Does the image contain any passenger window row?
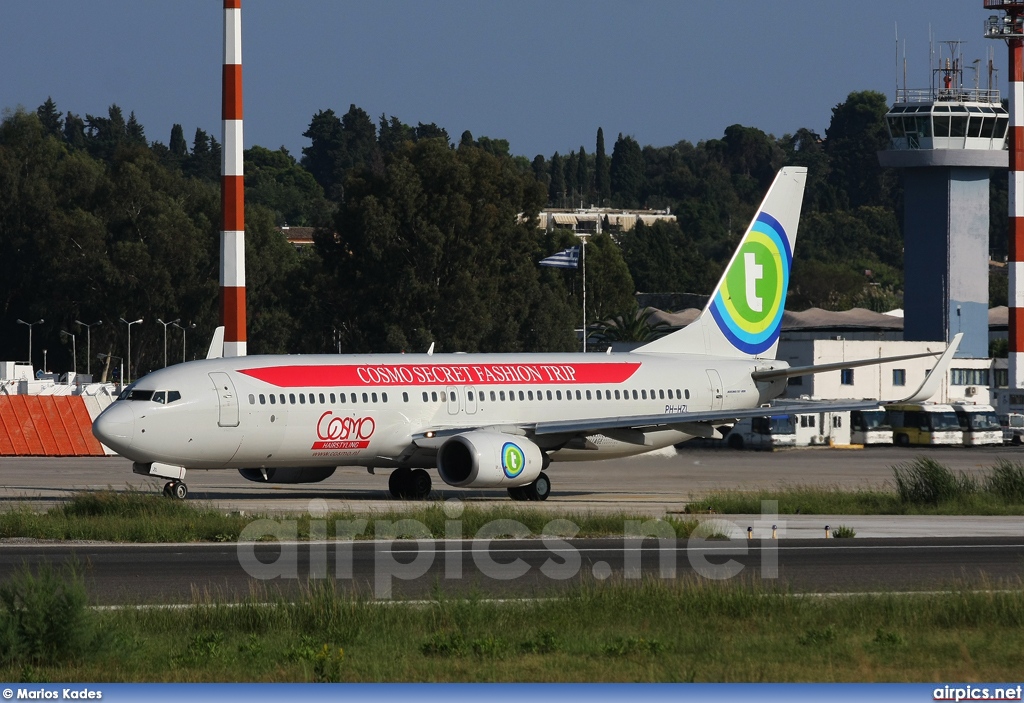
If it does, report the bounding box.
[249,387,691,406]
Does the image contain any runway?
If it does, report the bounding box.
[0,537,1021,603]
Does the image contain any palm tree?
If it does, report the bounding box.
[589,303,673,345]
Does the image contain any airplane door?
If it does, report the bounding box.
[209,372,240,427]
[446,386,459,415]
[466,386,478,415]
[706,370,724,411]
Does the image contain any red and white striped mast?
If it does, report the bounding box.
[221,0,246,356]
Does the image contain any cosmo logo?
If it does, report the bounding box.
[312,412,375,451]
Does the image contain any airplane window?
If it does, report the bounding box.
[350,393,357,404]
[629,390,636,400]
[403,392,409,402]
[247,394,254,405]
[519,391,525,401]
[153,391,166,404]
[168,391,181,403]
[556,390,562,400]
[279,394,285,404]
[258,394,266,405]
[490,391,496,401]
[449,391,456,402]
[641,390,647,400]
[528,391,534,401]
[649,389,655,399]
[362,393,368,403]
[576,390,582,400]
[499,391,505,401]
[546,391,552,400]
[432,392,438,402]
[468,391,474,401]
[269,394,276,405]
[684,389,689,399]
[319,393,326,404]
[614,390,620,400]
[330,393,336,403]
[508,392,514,402]
[289,394,296,404]
[659,390,665,400]
[586,390,591,400]
[372,392,379,403]
[126,389,153,402]
[422,392,428,402]
[299,394,306,405]
[596,390,602,400]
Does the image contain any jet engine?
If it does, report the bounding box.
[436,431,543,488]
[238,467,337,484]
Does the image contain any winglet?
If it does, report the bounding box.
[206,326,225,360]
[899,333,962,403]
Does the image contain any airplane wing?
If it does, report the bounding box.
[530,333,963,441]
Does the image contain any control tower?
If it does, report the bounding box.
[878,41,1008,359]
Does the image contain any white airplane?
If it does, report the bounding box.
[93,167,961,501]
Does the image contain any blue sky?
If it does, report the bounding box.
[1,1,999,159]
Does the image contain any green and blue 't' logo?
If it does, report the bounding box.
[501,442,525,479]
[709,212,791,354]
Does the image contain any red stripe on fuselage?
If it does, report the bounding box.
[239,362,642,387]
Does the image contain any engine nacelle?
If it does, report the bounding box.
[436,431,543,488]
[237,467,337,484]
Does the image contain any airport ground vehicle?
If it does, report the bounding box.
[951,403,1002,446]
[723,414,797,450]
[850,407,891,445]
[885,403,963,447]
[1001,412,1024,445]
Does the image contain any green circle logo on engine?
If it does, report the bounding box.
[501,442,525,479]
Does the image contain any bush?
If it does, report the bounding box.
[832,525,856,538]
[987,460,1024,503]
[892,458,977,505]
[0,563,94,664]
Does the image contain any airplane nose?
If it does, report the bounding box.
[93,402,135,452]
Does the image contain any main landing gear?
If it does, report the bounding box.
[507,472,551,501]
[388,467,432,500]
[162,480,188,500]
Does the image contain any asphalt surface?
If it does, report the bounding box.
[1,537,1021,603]
[2,444,1023,516]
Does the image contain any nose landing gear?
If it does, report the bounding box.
[162,481,188,500]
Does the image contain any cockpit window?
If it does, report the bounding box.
[152,391,166,404]
[168,391,181,403]
[125,389,154,402]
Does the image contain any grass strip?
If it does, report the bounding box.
[687,457,1024,515]
[0,491,698,542]
[2,566,1023,682]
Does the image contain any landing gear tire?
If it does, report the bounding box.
[388,468,431,500]
[523,472,551,501]
[388,468,412,498]
[507,486,528,501]
[164,481,188,500]
[408,469,432,499]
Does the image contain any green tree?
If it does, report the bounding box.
[36,98,62,138]
[825,90,891,209]
[595,127,610,205]
[244,145,332,227]
[610,133,645,208]
[548,152,566,206]
[583,232,635,322]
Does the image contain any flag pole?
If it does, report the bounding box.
[581,235,587,353]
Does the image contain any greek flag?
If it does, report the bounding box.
[539,246,580,269]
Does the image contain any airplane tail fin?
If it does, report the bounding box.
[634,166,807,358]
[206,326,225,360]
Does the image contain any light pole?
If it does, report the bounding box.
[43,349,47,374]
[60,330,76,376]
[98,353,124,387]
[15,318,44,370]
[170,321,196,363]
[119,318,143,382]
[157,318,180,368]
[75,320,102,377]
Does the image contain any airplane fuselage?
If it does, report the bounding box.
[95,351,781,471]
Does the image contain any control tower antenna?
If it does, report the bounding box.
[985,1,1024,389]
